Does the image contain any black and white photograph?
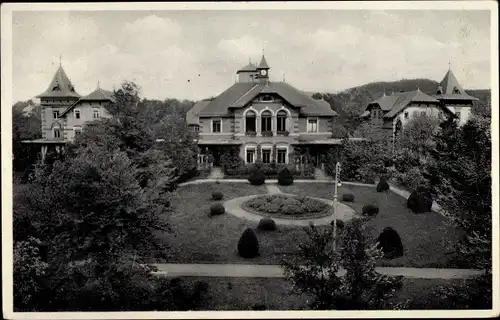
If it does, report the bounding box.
[2,1,498,318]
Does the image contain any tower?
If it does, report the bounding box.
[256,54,270,82]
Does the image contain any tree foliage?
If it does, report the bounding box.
[282,220,402,310]
[424,116,492,272]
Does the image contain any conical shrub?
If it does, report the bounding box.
[277,167,294,186]
[377,227,404,259]
[407,187,433,213]
[237,228,259,258]
[376,178,390,192]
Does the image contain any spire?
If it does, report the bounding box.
[258,54,270,69]
[283,72,285,82]
[36,64,80,98]
[59,54,62,66]
[97,80,100,89]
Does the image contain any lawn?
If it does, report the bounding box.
[156,183,313,264]
[168,276,464,310]
[280,183,465,268]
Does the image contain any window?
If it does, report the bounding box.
[53,128,61,139]
[277,148,287,164]
[438,111,443,120]
[404,111,409,119]
[74,127,82,136]
[261,94,274,102]
[93,108,100,119]
[277,110,287,132]
[262,149,271,164]
[246,148,256,163]
[420,111,426,116]
[212,119,222,133]
[307,118,318,132]
[452,87,460,94]
[261,110,272,132]
[194,126,200,133]
[245,110,256,133]
[52,110,59,119]
[74,109,81,119]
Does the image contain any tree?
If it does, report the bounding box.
[391,113,440,190]
[12,108,42,177]
[311,92,323,100]
[281,220,402,310]
[424,116,492,272]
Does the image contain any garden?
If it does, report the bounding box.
[156,178,465,268]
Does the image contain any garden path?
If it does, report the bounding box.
[265,184,282,194]
[207,167,224,179]
[314,168,330,180]
[152,263,485,279]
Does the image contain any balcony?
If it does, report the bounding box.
[262,131,273,137]
[245,131,257,137]
[277,130,290,136]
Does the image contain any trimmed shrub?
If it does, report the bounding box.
[277,167,294,186]
[257,217,277,231]
[376,178,390,192]
[342,193,354,202]
[407,187,433,213]
[330,219,345,229]
[248,168,266,186]
[377,227,404,259]
[212,191,223,200]
[362,204,379,217]
[237,228,259,258]
[209,202,225,215]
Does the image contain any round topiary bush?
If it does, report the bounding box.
[342,193,354,202]
[330,219,345,229]
[237,228,259,258]
[212,191,223,200]
[362,204,379,217]
[277,167,294,186]
[257,217,277,231]
[376,178,390,192]
[248,168,266,186]
[209,202,225,215]
[377,227,404,259]
[407,187,433,213]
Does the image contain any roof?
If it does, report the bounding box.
[435,69,479,101]
[258,55,270,69]
[199,81,337,117]
[367,90,440,119]
[36,65,81,98]
[236,62,257,74]
[383,90,440,118]
[60,87,115,117]
[186,100,211,125]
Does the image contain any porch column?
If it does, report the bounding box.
[272,115,277,135]
[256,116,261,136]
[41,145,48,161]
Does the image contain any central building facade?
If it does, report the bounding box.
[186,55,340,167]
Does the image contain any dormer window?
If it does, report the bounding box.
[53,110,59,119]
[261,95,274,102]
[52,81,61,91]
[452,87,460,94]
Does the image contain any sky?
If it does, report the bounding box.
[11,8,492,102]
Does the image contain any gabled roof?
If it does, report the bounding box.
[258,55,270,69]
[383,90,440,118]
[434,69,479,101]
[60,87,115,117]
[366,90,440,119]
[186,100,211,125]
[237,62,257,74]
[199,81,336,117]
[36,65,81,99]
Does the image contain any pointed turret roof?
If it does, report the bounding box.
[258,55,270,69]
[36,65,81,98]
[434,69,479,101]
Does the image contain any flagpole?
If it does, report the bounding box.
[333,162,340,252]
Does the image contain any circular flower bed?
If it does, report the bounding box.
[242,194,331,220]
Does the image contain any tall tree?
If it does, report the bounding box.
[282,220,402,310]
[425,116,492,272]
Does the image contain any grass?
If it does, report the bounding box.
[280,183,465,268]
[168,276,464,310]
[156,183,312,264]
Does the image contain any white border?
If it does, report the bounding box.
[2,2,498,319]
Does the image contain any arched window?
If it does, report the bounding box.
[277,110,287,133]
[245,110,256,134]
[261,110,272,132]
